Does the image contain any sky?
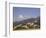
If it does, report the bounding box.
[13,7,40,22]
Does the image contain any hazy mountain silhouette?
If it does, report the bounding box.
[13,16,40,26]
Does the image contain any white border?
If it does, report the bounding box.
[7,3,46,37]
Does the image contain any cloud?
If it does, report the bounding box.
[15,15,25,21]
[15,15,31,21]
[18,15,24,18]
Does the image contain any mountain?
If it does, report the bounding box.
[13,16,40,26]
